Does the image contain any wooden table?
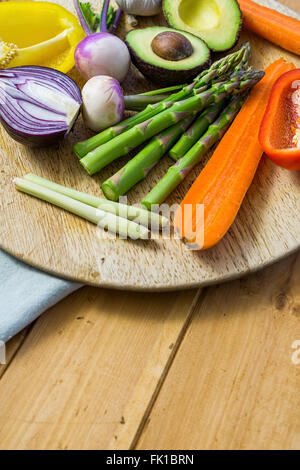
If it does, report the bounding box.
[0,0,299,450]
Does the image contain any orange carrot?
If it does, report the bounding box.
[238,0,300,56]
[174,59,295,250]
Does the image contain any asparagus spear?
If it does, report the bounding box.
[15,178,149,240]
[142,94,247,210]
[73,99,176,159]
[234,41,251,73]
[23,174,168,229]
[194,42,250,86]
[124,94,171,112]
[123,44,250,112]
[124,71,237,112]
[80,70,264,176]
[75,83,207,160]
[74,43,251,159]
[169,100,227,162]
[132,42,251,102]
[102,115,196,202]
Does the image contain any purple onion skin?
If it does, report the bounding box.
[0,120,68,148]
[0,66,82,148]
[114,80,125,121]
[75,33,131,82]
[107,76,124,121]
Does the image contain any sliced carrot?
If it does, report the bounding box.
[238,0,300,56]
[174,59,295,250]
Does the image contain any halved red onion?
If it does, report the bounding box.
[0,66,82,147]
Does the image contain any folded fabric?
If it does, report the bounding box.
[0,250,81,343]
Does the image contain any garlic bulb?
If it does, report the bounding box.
[116,0,162,16]
[127,14,138,27]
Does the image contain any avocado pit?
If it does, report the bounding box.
[151,31,193,61]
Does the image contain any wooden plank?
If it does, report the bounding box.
[0,0,299,290]
[0,287,200,450]
[0,329,30,379]
[136,251,300,450]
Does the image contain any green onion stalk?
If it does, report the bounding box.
[140,84,185,96]
[124,94,171,112]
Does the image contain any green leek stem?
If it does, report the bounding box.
[15,177,150,239]
[23,174,168,230]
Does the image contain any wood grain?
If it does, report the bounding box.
[0,0,299,290]
[136,251,300,450]
[0,287,200,449]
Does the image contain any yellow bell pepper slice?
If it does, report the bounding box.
[0,1,85,73]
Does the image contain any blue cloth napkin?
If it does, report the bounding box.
[0,250,81,343]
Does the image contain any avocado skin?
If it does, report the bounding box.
[126,39,211,86]
[163,0,243,53]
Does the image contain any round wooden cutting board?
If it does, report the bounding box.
[0,0,300,291]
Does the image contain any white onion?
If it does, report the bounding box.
[116,0,162,16]
[82,76,125,132]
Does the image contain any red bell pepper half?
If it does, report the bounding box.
[259,68,300,171]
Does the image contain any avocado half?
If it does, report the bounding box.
[163,0,242,52]
[126,27,211,86]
